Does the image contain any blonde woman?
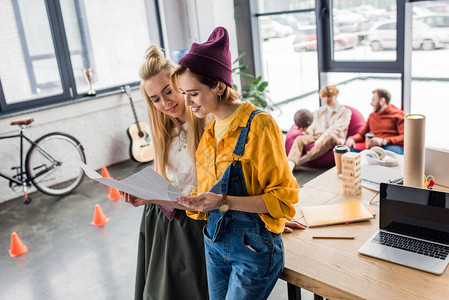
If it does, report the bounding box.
[120,45,208,300]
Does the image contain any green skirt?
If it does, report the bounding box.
[135,204,208,300]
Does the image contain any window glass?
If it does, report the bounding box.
[325,72,402,119]
[60,0,151,93]
[275,94,320,132]
[60,0,89,93]
[275,72,402,133]
[0,0,63,104]
[332,0,397,61]
[259,12,318,107]
[256,0,314,13]
[411,1,449,149]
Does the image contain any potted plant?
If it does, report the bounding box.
[232,53,275,111]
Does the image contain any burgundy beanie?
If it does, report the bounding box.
[179,27,233,87]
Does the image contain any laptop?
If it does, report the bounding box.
[358,183,449,275]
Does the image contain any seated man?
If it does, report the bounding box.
[345,88,404,154]
[288,86,352,171]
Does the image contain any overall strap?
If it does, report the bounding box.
[232,109,264,157]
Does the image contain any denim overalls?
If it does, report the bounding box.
[204,110,284,300]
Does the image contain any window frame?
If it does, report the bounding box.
[317,0,406,73]
[0,0,163,116]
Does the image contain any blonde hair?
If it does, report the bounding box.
[319,85,339,98]
[139,45,205,180]
[170,65,239,104]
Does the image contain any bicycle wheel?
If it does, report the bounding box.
[25,132,86,196]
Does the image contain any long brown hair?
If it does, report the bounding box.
[139,45,205,180]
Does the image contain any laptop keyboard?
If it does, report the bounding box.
[372,231,449,260]
[387,222,449,243]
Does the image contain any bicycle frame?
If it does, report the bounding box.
[0,127,39,186]
[2,124,85,205]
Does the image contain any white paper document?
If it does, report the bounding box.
[80,162,184,201]
[361,164,403,191]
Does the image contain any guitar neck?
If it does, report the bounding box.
[128,94,143,134]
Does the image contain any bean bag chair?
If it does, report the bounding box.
[285,106,365,169]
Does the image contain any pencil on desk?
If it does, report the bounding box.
[312,236,355,239]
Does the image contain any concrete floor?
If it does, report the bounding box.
[0,160,326,300]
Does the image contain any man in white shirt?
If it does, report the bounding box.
[288,86,352,170]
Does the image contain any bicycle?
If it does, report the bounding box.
[0,118,86,204]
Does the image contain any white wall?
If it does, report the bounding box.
[0,89,147,203]
[0,0,237,203]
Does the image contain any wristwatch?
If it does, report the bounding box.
[382,139,388,146]
[219,194,229,213]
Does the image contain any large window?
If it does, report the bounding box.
[254,1,319,130]
[411,0,449,149]
[257,0,315,13]
[332,2,397,61]
[259,12,318,103]
[0,0,160,114]
[1,0,63,104]
[252,0,448,150]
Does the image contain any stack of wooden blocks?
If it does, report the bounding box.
[341,152,362,195]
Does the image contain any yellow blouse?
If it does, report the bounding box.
[214,103,243,146]
[188,101,299,233]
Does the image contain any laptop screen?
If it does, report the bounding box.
[380,183,449,245]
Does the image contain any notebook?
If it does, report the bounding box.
[361,164,403,191]
[358,183,449,275]
[301,201,374,227]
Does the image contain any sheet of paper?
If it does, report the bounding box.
[80,162,184,201]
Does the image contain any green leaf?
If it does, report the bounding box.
[240,73,254,78]
[232,64,247,72]
[255,76,263,85]
[257,95,267,107]
[233,52,246,64]
[258,81,268,92]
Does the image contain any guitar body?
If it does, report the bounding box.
[127,122,154,163]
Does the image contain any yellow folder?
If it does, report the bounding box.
[301,201,374,227]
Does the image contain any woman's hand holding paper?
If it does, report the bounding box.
[120,191,146,207]
[120,190,190,210]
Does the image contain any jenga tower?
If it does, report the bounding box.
[341,152,362,195]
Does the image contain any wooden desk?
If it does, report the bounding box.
[282,163,449,300]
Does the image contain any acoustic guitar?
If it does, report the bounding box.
[124,85,154,163]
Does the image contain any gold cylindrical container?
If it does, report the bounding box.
[403,114,426,188]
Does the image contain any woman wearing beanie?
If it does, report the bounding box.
[172,27,300,300]
[120,45,208,300]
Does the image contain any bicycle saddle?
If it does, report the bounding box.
[10,118,34,126]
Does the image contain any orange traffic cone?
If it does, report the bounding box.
[107,187,122,200]
[101,166,113,179]
[90,204,110,226]
[9,232,28,257]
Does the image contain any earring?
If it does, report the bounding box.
[218,94,222,102]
